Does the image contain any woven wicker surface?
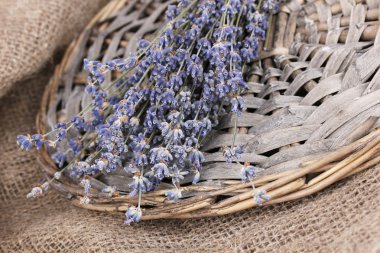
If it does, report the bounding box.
[1,77,380,251]
[1,0,380,252]
[36,0,380,220]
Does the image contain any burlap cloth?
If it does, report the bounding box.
[1,1,380,252]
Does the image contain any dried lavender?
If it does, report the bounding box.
[18,0,279,223]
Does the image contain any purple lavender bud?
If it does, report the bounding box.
[83,58,90,71]
[234,144,244,159]
[31,134,44,150]
[128,176,152,197]
[188,148,205,169]
[27,187,43,199]
[167,111,181,124]
[102,186,116,194]
[172,128,184,144]
[129,117,140,129]
[130,133,148,152]
[192,170,201,184]
[254,189,270,206]
[41,182,49,192]
[138,39,150,49]
[159,122,172,138]
[170,145,187,160]
[69,138,82,154]
[223,147,235,163]
[152,162,170,180]
[81,179,91,195]
[17,135,33,151]
[56,129,67,142]
[171,165,189,185]
[150,147,173,164]
[185,136,198,146]
[52,152,66,168]
[125,206,142,225]
[71,161,90,178]
[85,83,97,95]
[133,153,148,167]
[231,96,245,115]
[165,189,182,203]
[71,116,86,130]
[200,118,212,137]
[241,164,256,182]
[54,171,62,180]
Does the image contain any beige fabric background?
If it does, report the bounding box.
[0,1,380,252]
[0,0,109,97]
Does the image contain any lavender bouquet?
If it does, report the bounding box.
[18,0,279,224]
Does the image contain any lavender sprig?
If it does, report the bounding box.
[19,0,279,224]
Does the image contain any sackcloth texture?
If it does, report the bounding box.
[1,1,380,252]
[0,0,108,97]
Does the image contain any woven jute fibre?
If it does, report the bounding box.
[0,0,108,97]
[1,1,380,253]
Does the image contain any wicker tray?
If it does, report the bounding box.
[36,0,380,220]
